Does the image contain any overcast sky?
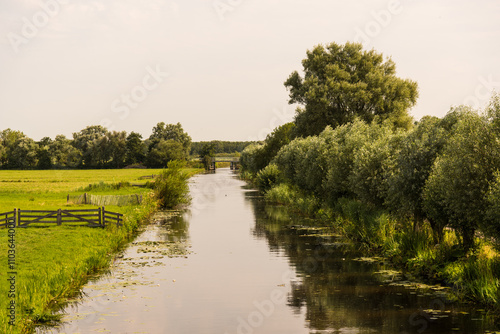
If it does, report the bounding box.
[1,0,499,142]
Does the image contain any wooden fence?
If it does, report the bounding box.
[0,208,123,228]
[67,193,143,206]
[0,210,16,228]
[139,174,158,180]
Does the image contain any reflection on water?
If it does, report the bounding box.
[247,195,498,334]
[39,169,498,334]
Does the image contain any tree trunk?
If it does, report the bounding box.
[461,227,476,255]
[428,218,444,245]
[413,210,424,232]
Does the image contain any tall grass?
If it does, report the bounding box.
[78,181,132,192]
[333,198,395,248]
[263,181,500,306]
[265,183,321,216]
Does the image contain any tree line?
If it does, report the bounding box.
[0,122,192,169]
[241,41,500,255]
[190,141,253,156]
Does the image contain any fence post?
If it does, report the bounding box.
[17,209,21,227]
[57,209,62,226]
[84,193,87,205]
[14,208,17,227]
[98,207,103,227]
[102,206,105,227]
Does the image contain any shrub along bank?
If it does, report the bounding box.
[241,97,500,307]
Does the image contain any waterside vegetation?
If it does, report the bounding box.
[240,41,500,308]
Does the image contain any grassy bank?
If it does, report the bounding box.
[0,168,201,333]
[264,183,500,308]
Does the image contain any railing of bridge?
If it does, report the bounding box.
[211,157,240,163]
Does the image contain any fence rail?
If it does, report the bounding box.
[0,210,16,227]
[103,210,123,227]
[0,208,123,228]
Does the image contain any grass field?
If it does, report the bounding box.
[0,168,201,333]
[0,169,169,213]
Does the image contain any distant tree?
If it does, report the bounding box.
[50,135,81,168]
[72,125,110,167]
[149,122,191,158]
[125,132,146,165]
[0,129,24,168]
[190,141,254,155]
[146,139,186,168]
[38,137,52,147]
[0,129,38,169]
[10,137,39,169]
[37,137,53,169]
[199,142,215,170]
[0,141,5,168]
[285,42,418,137]
[106,131,128,168]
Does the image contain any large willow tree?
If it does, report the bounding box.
[285,42,419,137]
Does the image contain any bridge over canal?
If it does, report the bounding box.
[208,157,240,171]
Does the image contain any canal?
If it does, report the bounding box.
[41,168,497,333]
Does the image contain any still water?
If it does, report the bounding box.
[41,169,497,333]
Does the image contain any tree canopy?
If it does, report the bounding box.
[285,42,418,137]
[0,122,192,170]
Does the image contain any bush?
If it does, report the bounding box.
[240,143,266,175]
[154,160,191,209]
[255,164,282,192]
[264,183,294,205]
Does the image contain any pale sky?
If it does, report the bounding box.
[1,0,499,141]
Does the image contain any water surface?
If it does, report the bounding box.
[40,169,497,333]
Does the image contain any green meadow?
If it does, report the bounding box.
[0,169,165,212]
[0,168,200,333]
